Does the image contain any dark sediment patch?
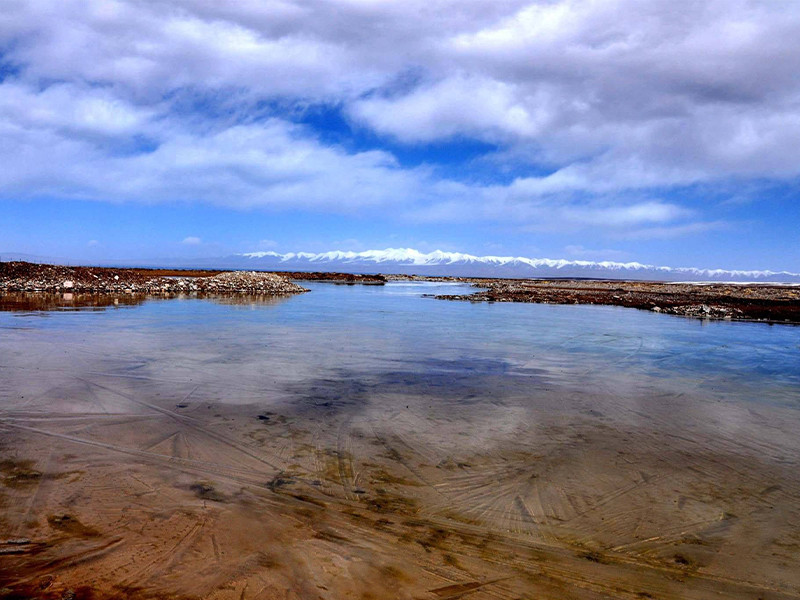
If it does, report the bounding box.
[281,360,546,418]
[0,459,43,488]
[189,482,227,502]
[46,515,100,538]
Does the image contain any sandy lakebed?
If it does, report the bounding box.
[0,276,799,599]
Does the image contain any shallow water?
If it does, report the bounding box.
[1,282,799,599]
[2,282,798,407]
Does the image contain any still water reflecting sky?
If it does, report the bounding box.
[1,282,799,411]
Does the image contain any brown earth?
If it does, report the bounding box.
[436,279,800,323]
[122,268,385,284]
[0,262,385,294]
[0,262,307,295]
[271,272,386,284]
[127,269,387,284]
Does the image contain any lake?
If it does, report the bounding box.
[1,282,799,599]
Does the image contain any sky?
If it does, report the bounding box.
[1,0,799,270]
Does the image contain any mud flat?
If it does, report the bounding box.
[436,279,800,323]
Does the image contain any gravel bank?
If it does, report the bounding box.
[0,262,308,295]
[436,278,800,323]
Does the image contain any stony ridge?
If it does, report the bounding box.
[436,279,800,323]
[0,262,308,295]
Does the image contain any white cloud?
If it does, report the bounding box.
[350,75,551,143]
[0,82,155,138]
[181,236,201,245]
[350,0,800,186]
[1,0,798,235]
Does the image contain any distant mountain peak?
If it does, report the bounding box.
[235,248,800,283]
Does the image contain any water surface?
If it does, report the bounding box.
[1,282,799,599]
[3,281,798,405]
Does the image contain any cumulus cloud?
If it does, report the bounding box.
[1,0,798,236]
[351,75,550,143]
[351,0,800,185]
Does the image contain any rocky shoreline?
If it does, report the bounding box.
[435,278,800,323]
[0,262,308,295]
[274,271,386,284]
[4,261,799,323]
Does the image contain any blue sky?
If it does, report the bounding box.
[1,0,799,271]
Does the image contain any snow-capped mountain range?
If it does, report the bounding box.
[228,248,800,283]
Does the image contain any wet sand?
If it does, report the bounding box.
[1,288,799,599]
[2,369,799,598]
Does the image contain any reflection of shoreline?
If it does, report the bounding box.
[199,293,295,308]
[0,292,298,312]
[0,292,150,311]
